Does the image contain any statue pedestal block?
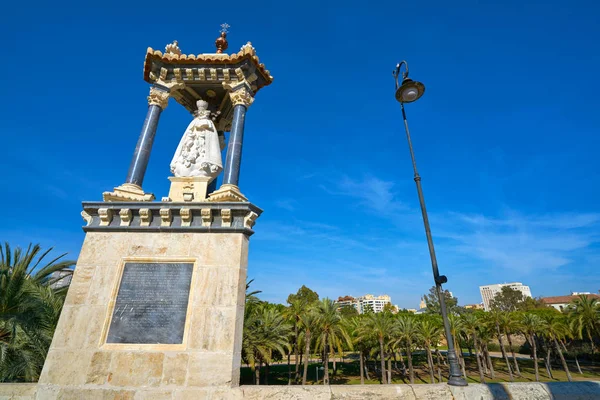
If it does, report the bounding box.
[36,202,261,399]
[168,176,212,202]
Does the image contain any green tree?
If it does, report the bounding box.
[298,307,318,385]
[423,286,458,315]
[314,298,352,385]
[490,286,526,312]
[393,315,418,384]
[542,314,572,382]
[520,296,549,311]
[356,312,394,384]
[568,295,600,354]
[0,243,74,382]
[339,305,359,318]
[242,303,292,385]
[461,313,486,382]
[521,313,545,382]
[416,316,443,384]
[501,312,522,377]
[285,285,319,383]
[487,311,514,382]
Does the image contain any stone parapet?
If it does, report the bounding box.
[3,382,600,400]
[81,202,261,235]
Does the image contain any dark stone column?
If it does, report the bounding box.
[125,88,167,187]
[222,104,247,186]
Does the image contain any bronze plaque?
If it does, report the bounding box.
[106,262,193,344]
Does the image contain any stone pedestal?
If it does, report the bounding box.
[36,202,261,399]
[168,176,212,202]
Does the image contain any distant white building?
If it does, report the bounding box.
[336,294,392,314]
[479,282,532,311]
[542,292,600,312]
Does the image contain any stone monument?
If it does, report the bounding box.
[36,27,272,399]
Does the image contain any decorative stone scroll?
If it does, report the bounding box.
[147,87,170,109]
[228,87,254,107]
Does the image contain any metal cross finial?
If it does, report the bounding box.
[220,23,230,34]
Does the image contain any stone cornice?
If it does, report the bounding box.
[81,202,262,235]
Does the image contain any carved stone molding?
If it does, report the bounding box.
[98,208,113,226]
[119,209,132,226]
[139,208,152,227]
[201,208,212,227]
[228,87,254,108]
[103,183,155,202]
[207,184,248,203]
[244,212,258,229]
[147,87,170,109]
[160,208,172,226]
[81,202,262,235]
[180,208,192,226]
[221,209,232,227]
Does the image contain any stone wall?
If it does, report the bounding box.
[2,382,600,400]
[36,231,249,398]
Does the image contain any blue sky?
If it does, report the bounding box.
[1,0,599,308]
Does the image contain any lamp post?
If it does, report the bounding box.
[393,60,467,387]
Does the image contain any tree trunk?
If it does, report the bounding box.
[255,362,261,385]
[406,343,415,384]
[544,342,554,379]
[323,350,329,385]
[474,335,486,383]
[485,343,495,379]
[496,323,514,381]
[589,330,596,354]
[398,350,407,376]
[264,362,270,385]
[575,355,583,375]
[294,321,299,382]
[454,336,467,380]
[359,350,365,384]
[379,337,387,384]
[553,336,572,382]
[530,334,540,382]
[387,357,392,384]
[426,345,435,384]
[332,355,337,377]
[287,353,292,385]
[506,332,522,377]
[435,349,443,383]
[364,355,371,380]
[302,331,311,385]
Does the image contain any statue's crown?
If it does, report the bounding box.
[196,99,209,110]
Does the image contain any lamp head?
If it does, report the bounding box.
[393,61,425,103]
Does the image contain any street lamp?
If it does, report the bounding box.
[393,60,468,387]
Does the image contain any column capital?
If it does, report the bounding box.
[147,86,170,109]
[229,87,254,107]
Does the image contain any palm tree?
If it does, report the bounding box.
[357,312,394,384]
[461,313,486,383]
[568,295,600,354]
[501,312,522,377]
[416,317,443,384]
[0,243,74,382]
[283,298,304,383]
[394,315,418,384]
[543,314,572,382]
[313,298,352,385]
[448,314,467,380]
[298,307,318,385]
[521,313,544,382]
[488,310,514,382]
[242,303,292,385]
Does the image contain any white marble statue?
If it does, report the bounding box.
[170,100,223,178]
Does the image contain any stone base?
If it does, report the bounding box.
[102,183,155,202]
[167,176,212,202]
[37,227,250,397]
[208,184,248,202]
[4,381,600,400]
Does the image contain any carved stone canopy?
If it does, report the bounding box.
[144,42,272,132]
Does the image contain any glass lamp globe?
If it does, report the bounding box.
[395,78,425,104]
